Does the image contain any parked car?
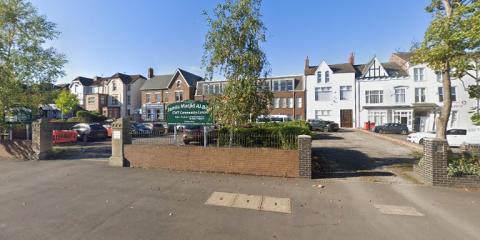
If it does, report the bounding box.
[142,122,166,134]
[407,129,468,147]
[182,125,218,144]
[373,123,409,134]
[72,123,108,141]
[131,123,152,136]
[257,115,291,123]
[307,119,339,132]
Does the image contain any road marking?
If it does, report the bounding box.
[205,192,291,214]
[373,204,424,216]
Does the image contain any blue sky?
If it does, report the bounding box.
[31,0,432,83]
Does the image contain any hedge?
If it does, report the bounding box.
[74,110,107,123]
[217,121,311,149]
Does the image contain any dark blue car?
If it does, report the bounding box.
[374,123,409,135]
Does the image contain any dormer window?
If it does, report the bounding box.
[317,72,322,83]
[325,71,330,83]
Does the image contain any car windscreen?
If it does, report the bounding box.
[90,124,104,130]
[184,125,202,130]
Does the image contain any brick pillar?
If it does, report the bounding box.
[298,135,312,178]
[31,118,52,160]
[109,118,130,167]
[422,138,448,185]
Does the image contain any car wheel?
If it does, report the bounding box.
[419,138,425,145]
[379,129,384,134]
[183,140,190,145]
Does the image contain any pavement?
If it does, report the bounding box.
[0,159,479,240]
[1,130,479,239]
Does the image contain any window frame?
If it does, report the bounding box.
[339,85,352,101]
[394,87,406,103]
[175,91,184,102]
[365,90,383,104]
[315,87,332,101]
[415,87,426,103]
[414,68,425,81]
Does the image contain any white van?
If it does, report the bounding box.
[466,126,480,145]
[256,115,291,123]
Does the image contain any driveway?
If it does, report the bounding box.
[312,129,417,183]
[0,160,479,240]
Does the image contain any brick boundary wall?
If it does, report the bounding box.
[109,118,312,178]
[298,135,312,178]
[0,140,34,160]
[414,138,480,188]
[125,145,300,177]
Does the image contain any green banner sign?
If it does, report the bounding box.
[166,100,213,125]
[5,107,32,124]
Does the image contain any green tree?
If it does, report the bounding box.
[412,0,480,139]
[467,60,480,125]
[55,90,78,119]
[202,0,272,126]
[0,0,67,119]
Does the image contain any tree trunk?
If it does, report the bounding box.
[436,63,452,139]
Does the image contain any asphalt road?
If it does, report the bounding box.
[312,129,417,183]
[0,159,479,240]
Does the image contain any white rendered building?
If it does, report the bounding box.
[305,52,478,132]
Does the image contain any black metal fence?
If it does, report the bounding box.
[131,130,298,150]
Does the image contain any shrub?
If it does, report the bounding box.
[217,121,311,149]
[75,110,107,123]
[448,156,480,176]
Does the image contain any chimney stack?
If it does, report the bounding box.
[348,52,355,65]
[148,67,154,78]
[304,56,310,70]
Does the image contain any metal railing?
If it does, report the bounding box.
[131,130,298,150]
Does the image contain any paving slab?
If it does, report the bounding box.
[373,204,424,217]
[205,192,237,207]
[231,194,263,210]
[261,196,291,214]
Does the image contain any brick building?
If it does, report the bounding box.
[139,68,204,121]
[194,75,306,120]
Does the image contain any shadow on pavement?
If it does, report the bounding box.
[50,141,111,160]
[312,133,344,141]
[311,147,415,179]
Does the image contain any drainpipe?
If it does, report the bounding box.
[356,79,361,128]
[293,91,296,119]
[354,79,357,128]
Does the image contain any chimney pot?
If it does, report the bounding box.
[148,67,154,78]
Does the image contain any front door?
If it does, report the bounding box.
[340,109,353,128]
